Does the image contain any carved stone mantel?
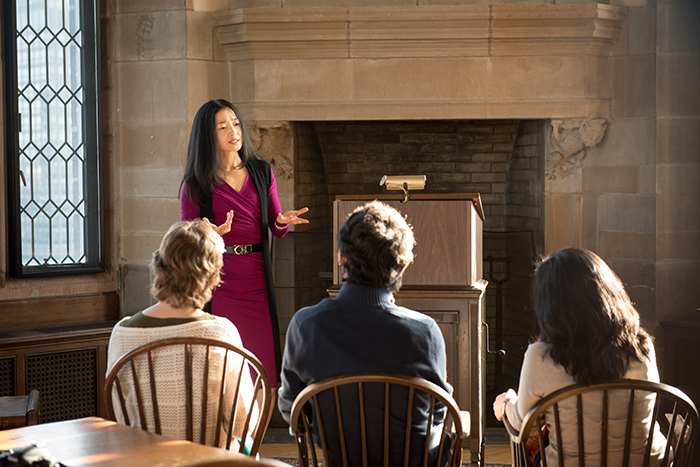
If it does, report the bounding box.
[545,119,607,179]
[247,122,294,180]
[214,4,627,122]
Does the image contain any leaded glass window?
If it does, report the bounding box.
[4,0,102,277]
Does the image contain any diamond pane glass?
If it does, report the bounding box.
[47,41,65,89]
[67,154,83,205]
[51,216,68,262]
[50,158,67,203]
[16,0,28,31]
[28,0,46,32]
[17,38,30,89]
[66,0,80,35]
[33,213,51,264]
[14,0,93,269]
[21,216,35,266]
[69,212,85,260]
[49,100,66,146]
[46,1,63,32]
[29,39,47,89]
[30,99,49,148]
[32,156,50,206]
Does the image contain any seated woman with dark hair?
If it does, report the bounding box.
[107,220,257,448]
[493,248,665,466]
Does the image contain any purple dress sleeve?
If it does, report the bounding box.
[180,184,201,221]
[268,169,289,239]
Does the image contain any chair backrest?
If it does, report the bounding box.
[504,379,699,467]
[104,336,271,456]
[0,389,40,429]
[290,373,465,467]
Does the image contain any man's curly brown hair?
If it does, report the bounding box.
[150,220,224,309]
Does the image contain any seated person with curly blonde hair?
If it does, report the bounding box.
[107,220,257,449]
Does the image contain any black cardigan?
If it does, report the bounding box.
[199,158,282,383]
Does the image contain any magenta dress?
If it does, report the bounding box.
[180,169,288,387]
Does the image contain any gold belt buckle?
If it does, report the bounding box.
[233,244,252,255]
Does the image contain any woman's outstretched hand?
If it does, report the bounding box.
[204,210,234,236]
[277,207,310,225]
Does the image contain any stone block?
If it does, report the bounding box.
[638,165,655,194]
[582,166,638,193]
[657,2,700,54]
[187,11,214,61]
[657,54,700,117]
[657,232,700,261]
[117,62,154,124]
[585,117,655,166]
[627,4,656,56]
[192,0,229,13]
[121,197,181,234]
[657,194,700,232]
[153,61,189,122]
[121,234,163,263]
[599,231,655,260]
[227,60,256,109]
[656,260,700,316]
[657,118,700,164]
[119,123,190,167]
[581,194,598,253]
[597,194,655,232]
[656,163,700,194]
[611,55,656,118]
[121,167,183,197]
[117,0,187,13]
[117,11,187,61]
[545,194,575,253]
[120,263,154,316]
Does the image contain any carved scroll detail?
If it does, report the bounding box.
[545,119,606,180]
[247,122,294,180]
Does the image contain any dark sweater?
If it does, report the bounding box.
[278,283,452,467]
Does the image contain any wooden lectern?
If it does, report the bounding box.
[330,194,486,466]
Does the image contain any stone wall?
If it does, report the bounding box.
[116,0,230,315]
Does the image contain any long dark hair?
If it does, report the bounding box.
[534,248,651,385]
[181,99,258,204]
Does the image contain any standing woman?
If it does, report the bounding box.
[180,99,308,395]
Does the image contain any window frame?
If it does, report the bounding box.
[3,0,104,278]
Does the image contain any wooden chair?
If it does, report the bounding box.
[503,379,699,467]
[190,459,294,467]
[104,337,271,456]
[0,389,40,429]
[290,373,469,467]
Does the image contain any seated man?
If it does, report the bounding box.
[278,201,452,466]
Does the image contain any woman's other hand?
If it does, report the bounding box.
[277,207,310,225]
[493,388,518,421]
[204,210,234,236]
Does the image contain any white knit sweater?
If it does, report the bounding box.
[107,315,258,449]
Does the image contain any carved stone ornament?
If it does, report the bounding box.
[545,119,607,180]
[247,122,294,180]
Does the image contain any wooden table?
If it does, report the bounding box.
[0,417,250,466]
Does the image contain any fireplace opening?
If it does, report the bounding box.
[282,119,545,427]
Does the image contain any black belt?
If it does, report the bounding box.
[224,244,262,255]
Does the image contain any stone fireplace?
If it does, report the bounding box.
[214,0,626,429]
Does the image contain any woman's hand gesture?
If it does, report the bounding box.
[276,207,310,225]
[204,210,234,236]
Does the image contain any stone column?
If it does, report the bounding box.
[116,0,229,315]
[543,118,607,253]
[247,122,297,343]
